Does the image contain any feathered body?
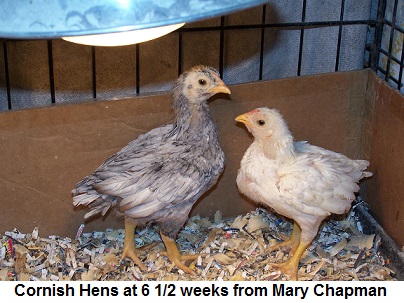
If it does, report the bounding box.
[235,107,372,279]
[72,66,230,273]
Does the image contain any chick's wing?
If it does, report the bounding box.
[91,136,214,219]
[277,149,359,216]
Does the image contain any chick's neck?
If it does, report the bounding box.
[171,93,218,142]
[259,131,296,162]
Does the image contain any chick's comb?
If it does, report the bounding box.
[248,109,260,115]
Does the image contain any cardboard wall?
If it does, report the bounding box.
[1,69,401,245]
[361,72,404,247]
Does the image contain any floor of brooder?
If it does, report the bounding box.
[0,200,397,281]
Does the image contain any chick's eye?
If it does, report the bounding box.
[198,79,207,86]
[257,120,265,126]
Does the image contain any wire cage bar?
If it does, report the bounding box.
[0,0,401,111]
[375,0,404,91]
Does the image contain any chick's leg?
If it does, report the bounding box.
[271,219,323,280]
[121,220,146,270]
[271,240,310,280]
[267,221,301,254]
[160,233,199,275]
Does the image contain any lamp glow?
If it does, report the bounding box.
[62,23,185,46]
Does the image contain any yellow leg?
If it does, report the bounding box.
[271,240,310,280]
[121,221,146,271]
[160,233,200,275]
[267,221,301,255]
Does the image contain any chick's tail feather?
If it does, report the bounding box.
[354,160,373,179]
[72,177,118,219]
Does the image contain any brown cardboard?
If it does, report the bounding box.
[361,72,404,247]
[1,69,402,247]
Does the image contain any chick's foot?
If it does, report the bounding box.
[267,222,301,254]
[269,239,310,281]
[270,259,299,281]
[160,233,201,275]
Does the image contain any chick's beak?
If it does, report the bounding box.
[208,77,231,95]
[209,84,231,95]
[235,113,252,128]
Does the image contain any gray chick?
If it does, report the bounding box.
[72,65,231,274]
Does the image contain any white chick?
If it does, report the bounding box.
[235,107,372,280]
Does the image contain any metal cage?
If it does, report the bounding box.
[0,0,402,111]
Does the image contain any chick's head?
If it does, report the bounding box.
[173,65,231,105]
[235,107,291,142]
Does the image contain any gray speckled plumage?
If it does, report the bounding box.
[72,65,230,238]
